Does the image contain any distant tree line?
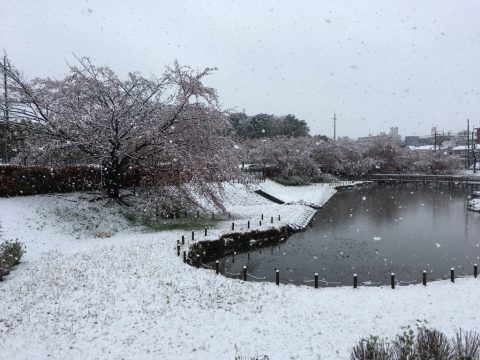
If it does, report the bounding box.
[228,112,310,139]
[238,136,462,185]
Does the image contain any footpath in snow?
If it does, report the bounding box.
[0,181,479,359]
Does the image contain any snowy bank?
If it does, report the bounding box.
[257,179,337,208]
[1,184,479,359]
[468,198,480,212]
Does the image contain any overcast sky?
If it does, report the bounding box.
[1,0,480,138]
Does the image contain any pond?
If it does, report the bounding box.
[213,185,480,287]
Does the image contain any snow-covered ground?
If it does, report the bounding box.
[468,198,480,212]
[1,182,479,359]
[257,179,337,207]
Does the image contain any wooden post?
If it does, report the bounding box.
[204,227,207,236]
[243,266,247,281]
[451,268,455,282]
[315,273,318,288]
[353,274,357,289]
[422,270,427,286]
[191,231,194,241]
[183,251,186,263]
[474,264,478,278]
[276,269,279,285]
[215,260,219,274]
[247,220,250,229]
[391,273,395,289]
[232,222,235,231]
[181,235,185,245]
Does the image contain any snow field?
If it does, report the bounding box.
[0,181,479,359]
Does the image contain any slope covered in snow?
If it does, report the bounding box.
[0,182,479,359]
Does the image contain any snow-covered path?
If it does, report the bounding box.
[0,182,479,359]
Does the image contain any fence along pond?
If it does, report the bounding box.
[207,184,480,287]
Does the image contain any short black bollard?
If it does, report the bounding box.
[181,235,185,245]
[215,260,219,274]
[205,227,207,236]
[353,274,358,289]
[232,252,236,263]
[247,252,250,260]
[183,251,186,263]
[390,273,395,289]
[243,266,247,281]
[271,216,273,224]
[422,270,427,286]
[278,215,281,221]
[276,269,279,285]
[212,212,214,219]
[192,231,195,241]
[229,212,231,218]
[232,222,235,231]
[197,211,200,218]
[315,273,319,288]
[474,264,478,278]
[184,211,187,218]
[196,254,200,268]
[177,244,180,256]
[259,220,262,226]
[450,268,455,282]
[261,213,264,220]
[247,220,250,229]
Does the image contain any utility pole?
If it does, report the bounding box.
[467,119,470,169]
[472,126,477,173]
[333,112,336,141]
[3,55,9,164]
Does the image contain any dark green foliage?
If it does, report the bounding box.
[229,112,309,139]
[272,175,310,186]
[392,326,417,359]
[0,164,187,197]
[0,240,24,278]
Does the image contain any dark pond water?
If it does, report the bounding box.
[215,185,480,287]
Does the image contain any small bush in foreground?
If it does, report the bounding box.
[351,327,480,360]
[0,240,25,279]
[350,336,392,360]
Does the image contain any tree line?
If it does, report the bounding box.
[0,54,462,210]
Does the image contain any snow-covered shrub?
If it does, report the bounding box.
[351,327,480,360]
[415,328,453,359]
[453,329,480,359]
[0,240,24,277]
[350,336,392,359]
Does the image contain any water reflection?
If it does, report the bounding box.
[216,185,480,286]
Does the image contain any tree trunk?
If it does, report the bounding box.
[103,157,121,199]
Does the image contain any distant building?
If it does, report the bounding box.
[357,127,401,145]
